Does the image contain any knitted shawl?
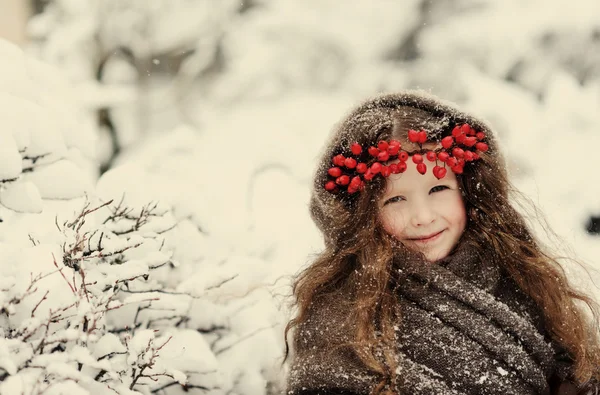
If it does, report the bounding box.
[286,245,576,395]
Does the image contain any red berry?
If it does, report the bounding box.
[412,154,423,164]
[348,186,358,194]
[447,157,458,167]
[378,141,389,151]
[371,162,382,174]
[364,169,374,180]
[397,161,407,173]
[476,132,485,141]
[433,166,447,179]
[472,152,480,160]
[336,175,350,186]
[356,163,368,173]
[351,143,362,155]
[416,163,427,174]
[389,139,401,148]
[368,146,380,157]
[438,151,449,162]
[452,126,462,137]
[328,167,342,177]
[407,129,419,143]
[475,142,489,152]
[389,163,399,173]
[387,143,400,155]
[350,176,362,188]
[455,133,466,144]
[418,130,428,144]
[451,165,464,175]
[461,124,471,135]
[398,151,409,162]
[344,157,357,169]
[333,154,345,167]
[377,151,390,162]
[464,151,475,161]
[452,148,465,158]
[464,136,477,147]
[325,181,336,191]
[426,151,436,162]
[381,166,391,177]
[441,136,454,149]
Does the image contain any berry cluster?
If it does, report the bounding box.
[324,123,489,194]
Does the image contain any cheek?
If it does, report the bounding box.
[447,196,467,231]
[380,209,408,238]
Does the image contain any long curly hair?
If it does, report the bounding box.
[284,91,600,394]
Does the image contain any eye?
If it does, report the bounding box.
[430,185,449,194]
[383,196,406,205]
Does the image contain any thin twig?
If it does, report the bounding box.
[31,290,49,318]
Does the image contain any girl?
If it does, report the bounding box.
[284,91,600,395]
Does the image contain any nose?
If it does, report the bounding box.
[409,200,435,227]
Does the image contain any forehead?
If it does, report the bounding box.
[382,162,458,195]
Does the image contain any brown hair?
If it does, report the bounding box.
[284,92,600,394]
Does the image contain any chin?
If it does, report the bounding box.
[425,249,450,263]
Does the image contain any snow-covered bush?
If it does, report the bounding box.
[1,181,284,394]
[93,162,287,395]
[0,39,285,394]
[0,198,185,394]
[0,39,95,219]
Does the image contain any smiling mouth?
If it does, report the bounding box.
[407,230,445,243]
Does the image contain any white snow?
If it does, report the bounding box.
[24,159,92,199]
[92,333,127,359]
[0,181,43,213]
[0,135,23,180]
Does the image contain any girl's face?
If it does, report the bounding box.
[378,156,467,262]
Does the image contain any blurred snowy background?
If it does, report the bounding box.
[0,0,599,394]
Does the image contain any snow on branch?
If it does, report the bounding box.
[0,183,285,395]
[0,198,212,394]
[0,40,95,217]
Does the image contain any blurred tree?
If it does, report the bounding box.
[27,0,241,172]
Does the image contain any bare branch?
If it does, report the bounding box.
[52,253,75,294]
[31,290,49,318]
[28,234,39,246]
[206,275,238,291]
[215,324,277,355]
[151,381,214,394]
[66,199,113,230]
